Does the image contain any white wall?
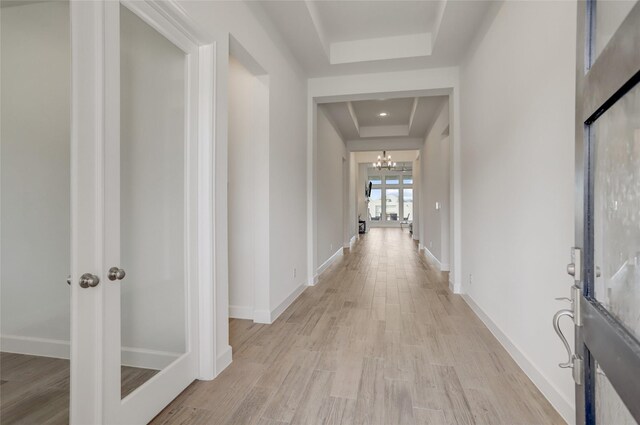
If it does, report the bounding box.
[178,1,308,341]
[227,55,269,321]
[1,1,71,352]
[419,102,450,270]
[316,106,347,268]
[460,1,576,422]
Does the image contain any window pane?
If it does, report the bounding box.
[369,176,381,185]
[385,189,399,221]
[403,189,413,221]
[386,175,399,184]
[403,175,413,184]
[368,188,382,221]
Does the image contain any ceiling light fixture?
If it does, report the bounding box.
[378,112,388,117]
[372,151,396,170]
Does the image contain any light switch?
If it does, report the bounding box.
[435,202,440,210]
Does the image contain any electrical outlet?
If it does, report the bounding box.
[469,274,473,285]
[429,241,433,248]
[330,243,333,251]
[293,268,297,278]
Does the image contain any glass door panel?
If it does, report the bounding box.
[119,3,187,398]
[385,189,399,221]
[592,82,640,341]
[403,189,413,221]
[369,188,382,221]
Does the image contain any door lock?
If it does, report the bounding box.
[79,273,100,288]
[108,267,126,281]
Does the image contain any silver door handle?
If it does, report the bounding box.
[67,275,71,285]
[108,267,126,281]
[79,273,100,288]
[553,308,575,368]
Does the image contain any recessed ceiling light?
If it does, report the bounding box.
[379,112,388,117]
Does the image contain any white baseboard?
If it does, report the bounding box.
[216,345,232,376]
[253,282,308,325]
[344,235,357,249]
[269,282,307,323]
[317,247,343,276]
[461,295,573,424]
[229,305,254,320]
[253,309,271,324]
[121,346,180,370]
[1,334,70,359]
[308,274,319,286]
[422,246,445,271]
[441,262,450,272]
[1,334,180,370]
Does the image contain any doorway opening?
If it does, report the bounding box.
[227,37,270,327]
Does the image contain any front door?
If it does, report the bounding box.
[569,1,640,424]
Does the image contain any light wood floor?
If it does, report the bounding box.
[151,228,565,425]
[0,352,158,424]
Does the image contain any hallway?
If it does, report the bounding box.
[151,229,563,425]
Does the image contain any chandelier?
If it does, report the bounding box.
[372,151,396,170]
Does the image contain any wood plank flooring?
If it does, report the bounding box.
[151,228,565,425]
[0,352,158,424]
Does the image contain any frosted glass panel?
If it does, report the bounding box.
[120,4,186,398]
[595,362,637,425]
[592,0,635,63]
[593,82,640,341]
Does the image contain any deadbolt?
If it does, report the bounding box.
[108,267,126,281]
[79,273,100,288]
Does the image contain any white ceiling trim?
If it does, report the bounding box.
[359,125,410,138]
[347,138,423,152]
[431,0,449,48]
[330,32,432,65]
[303,0,330,59]
[407,97,419,134]
[347,102,360,136]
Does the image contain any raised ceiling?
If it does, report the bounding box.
[254,0,494,77]
[321,96,447,141]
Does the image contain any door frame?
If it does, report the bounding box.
[69,1,216,423]
[574,1,640,423]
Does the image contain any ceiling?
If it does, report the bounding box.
[321,96,447,141]
[253,0,494,77]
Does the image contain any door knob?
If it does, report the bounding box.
[108,267,126,281]
[79,273,100,288]
[67,275,71,285]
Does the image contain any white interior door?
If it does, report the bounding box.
[102,1,200,423]
[69,1,201,423]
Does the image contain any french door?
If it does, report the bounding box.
[562,1,640,424]
[71,1,202,423]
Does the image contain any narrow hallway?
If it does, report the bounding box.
[152,229,563,425]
